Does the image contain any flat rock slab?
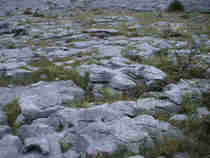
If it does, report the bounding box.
[18,80,85,120]
[0,135,22,158]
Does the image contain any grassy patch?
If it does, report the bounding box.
[124,48,207,82]
[167,116,210,158]
[123,46,208,83]
[179,92,198,115]
[153,112,170,122]
[0,57,90,90]
[165,92,210,158]
[59,138,72,153]
[70,9,99,27]
[6,42,17,49]
[28,57,90,90]
[141,137,206,158]
[25,39,55,48]
[98,87,130,103]
[201,92,210,110]
[134,12,162,25]
[3,99,21,135]
[95,146,135,158]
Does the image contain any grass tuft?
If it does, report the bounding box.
[3,99,21,135]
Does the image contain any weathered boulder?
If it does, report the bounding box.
[121,64,167,89]
[60,114,182,155]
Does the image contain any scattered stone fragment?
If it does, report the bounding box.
[169,114,188,122]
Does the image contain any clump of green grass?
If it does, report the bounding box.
[31,63,90,90]
[180,92,198,115]
[138,27,161,37]
[98,87,129,103]
[0,57,90,90]
[140,49,206,82]
[3,99,21,135]
[117,22,139,37]
[29,57,90,90]
[135,12,162,25]
[168,116,210,158]
[199,42,210,53]
[55,123,65,132]
[141,137,203,158]
[153,112,170,122]
[71,9,97,27]
[150,98,210,158]
[201,92,210,110]
[59,138,72,153]
[167,0,184,12]
[95,146,135,158]
[7,42,17,49]
[166,92,210,158]
[122,44,207,82]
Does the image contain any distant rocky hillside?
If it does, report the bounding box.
[0,0,209,16]
[71,0,210,12]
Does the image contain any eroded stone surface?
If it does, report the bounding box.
[0,4,209,158]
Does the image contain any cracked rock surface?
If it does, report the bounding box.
[0,4,210,158]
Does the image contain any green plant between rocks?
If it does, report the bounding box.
[3,99,21,135]
[59,138,73,153]
[167,0,185,12]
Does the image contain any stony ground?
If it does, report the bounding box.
[0,9,210,158]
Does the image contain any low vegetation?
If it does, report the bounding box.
[59,138,72,153]
[167,0,185,12]
[3,99,21,135]
[151,93,210,158]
